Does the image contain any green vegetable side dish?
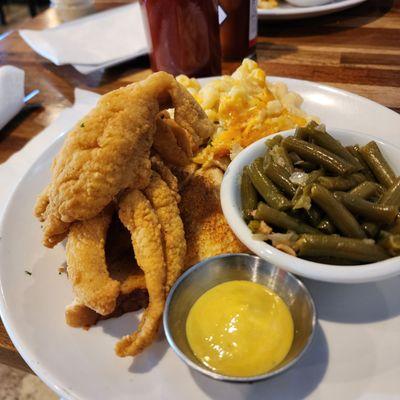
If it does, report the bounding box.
[240,123,400,265]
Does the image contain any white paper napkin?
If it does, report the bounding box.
[0,88,100,218]
[0,66,25,130]
[19,3,148,73]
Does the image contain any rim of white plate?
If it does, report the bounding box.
[257,0,367,18]
[0,75,399,400]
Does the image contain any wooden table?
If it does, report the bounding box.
[0,0,399,373]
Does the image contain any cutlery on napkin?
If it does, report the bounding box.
[19,3,149,74]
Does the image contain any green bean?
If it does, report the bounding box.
[241,166,258,220]
[389,218,400,234]
[255,202,319,234]
[292,170,324,211]
[269,145,294,174]
[310,184,366,238]
[317,173,366,191]
[263,158,297,197]
[282,137,357,176]
[296,234,388,263]
[334,192,398,225]
[317,218,336,234]
[347,145,376,181]
[318,176,354,191]
[248,158,291,211]
[359,141,396,188]
[361,222,380,238]
[303,257,358,265]
[293,160,318,172]
[300,124,362,169]
[248,220,261,234]
[380,177,400,206]
[350,181,384,199]
[379,233,400,256]
[305,206,322,227]
[288,151,302,164]
[294,121,318,140]
[265,135,283,149]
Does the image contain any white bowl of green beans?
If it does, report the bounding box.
[221,125,400,283]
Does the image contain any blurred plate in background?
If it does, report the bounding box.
[258,0,368,20]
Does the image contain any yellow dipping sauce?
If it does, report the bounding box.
[186,280,294,377]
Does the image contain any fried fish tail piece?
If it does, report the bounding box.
[145,172,186,292]
[65,276,147,328]
[116,189,166,357]
[66,207,120,315]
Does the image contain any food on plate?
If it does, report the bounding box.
[186,280,294,377]
[177,59,316,167]
[35,63,314,358]
[66,206,120,316]
[243,122,400,264]
[258,0,278,9]
[35,71,217,357]
[144,172,186,294]
[35,71,213,248]
[153,111,192,167]
[180,167,248,267]
[116,188,166,357]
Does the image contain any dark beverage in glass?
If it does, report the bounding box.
[141,0,222,77]
[219,0,257,60]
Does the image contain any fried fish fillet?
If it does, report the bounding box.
[35,72,214,248]
[66,217,147,328]
[65,290,149,329]
[145,172,186,292]
[180,167,248,268]
[153,111,191,167]
[116,189,166,357]
[150,155,179,196]
[66,206,120,316]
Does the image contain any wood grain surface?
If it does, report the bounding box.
[0,0,399,373]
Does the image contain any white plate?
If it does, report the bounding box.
[258,0,368,20]
[1,77,400,400]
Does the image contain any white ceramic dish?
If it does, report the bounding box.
[258,0,367,20]
[285,0,331,7]
[221,128,400,284]
[1,77,400,400]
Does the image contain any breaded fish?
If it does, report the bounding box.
[116,189,166,357]
[65,290,149,329]
[151,155,180,196]
[180,167,248,268]
[153,111,191,167]
[66,206,120,316]
[35,72,214,248]
[145,172,186,292]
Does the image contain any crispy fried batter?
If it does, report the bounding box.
[66,290,149,329]
[36,72,214,248]
[116,189,166,357]
[153,111,191,167]
[66,206,120,315]
[173,83,215,151]
[65,301,99,328]
[34,184,50,221]
[180,167,248,268]
[145,172,186,292]
[150,155,179,196]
